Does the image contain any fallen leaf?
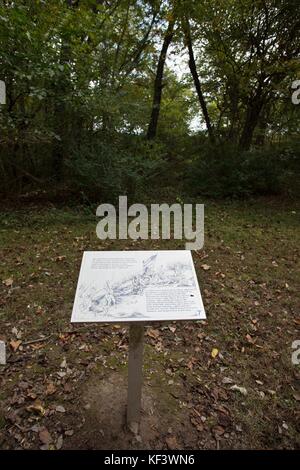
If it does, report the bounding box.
[3,277,13,287]
[39,428,52,445]
[211,348,219,359]
[58,333,74,344]
[213,425,225,436]
[27,399,45,415]
[46,382,57,395]
[246,334,255,344]
[201,264,211,271]
[12,327,22,339]
[230,385,248,396]
[215,271,225,278]
[60,357,67,368]
[187,356,197,370]
[147,329,160,339]
[31,342,45,350]
[10,339,21,352]
[166,435,179,450]
[64,383,72,393]
[222,377,234,384]
[56,435,63,450]
[55,405,66,413]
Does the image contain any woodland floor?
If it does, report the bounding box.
[0,197,299,450]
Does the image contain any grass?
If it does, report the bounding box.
[0,197,299,449]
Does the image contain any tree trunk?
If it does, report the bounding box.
[254,107,269,146]
[183,17,215,143]
[227,76,240,143]
[52,0,74,180]
[147,16,176,140]
[53,99,67,180]
[239,94,265,150]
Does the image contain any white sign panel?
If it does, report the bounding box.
[71,250,206,323]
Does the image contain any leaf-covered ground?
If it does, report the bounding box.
[0,198,299,450]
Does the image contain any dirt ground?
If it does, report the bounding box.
[0,197,299,449]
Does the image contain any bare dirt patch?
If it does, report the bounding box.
[64,372,198,450]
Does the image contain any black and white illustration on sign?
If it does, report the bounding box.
[71,250,206,322]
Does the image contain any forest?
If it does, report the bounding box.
[0,0,299,201]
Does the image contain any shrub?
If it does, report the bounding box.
[65,134,166,202]
[185,141,300,198]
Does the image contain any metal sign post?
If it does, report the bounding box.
[127,323,144,430]
[0,80,6,105]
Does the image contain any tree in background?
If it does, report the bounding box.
[0,0,299,198]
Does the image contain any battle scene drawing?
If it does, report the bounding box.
[76,253,197,320]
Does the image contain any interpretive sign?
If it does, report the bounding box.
[71,250,206,428]
[71,250,206,323]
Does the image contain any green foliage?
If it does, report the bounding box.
[186,141,300,198]
[66,135,167,202]
[0,0,299,199]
